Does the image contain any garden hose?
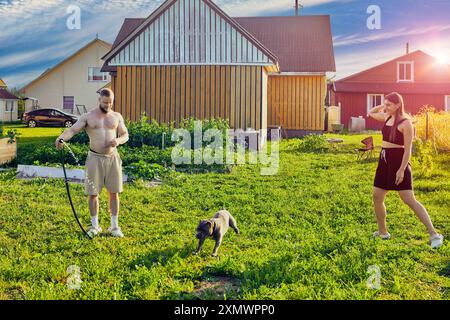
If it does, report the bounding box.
[59,139,93,239]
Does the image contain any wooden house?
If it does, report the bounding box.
[101,0,336,136]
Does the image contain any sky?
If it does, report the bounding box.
[0,0,449,89]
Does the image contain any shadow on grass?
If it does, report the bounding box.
[129,245,193,269]
[438,262,450,278]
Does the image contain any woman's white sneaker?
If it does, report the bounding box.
[107,227,124,238]
[87,226,102,237]
[430,234,444,249]
[373,231,391,240]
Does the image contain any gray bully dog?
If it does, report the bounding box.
[193,210,240,257]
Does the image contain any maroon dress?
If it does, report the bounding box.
[374,117,413,191]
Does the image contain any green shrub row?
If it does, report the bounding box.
[69,115,230,149]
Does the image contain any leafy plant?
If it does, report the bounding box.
[6,129,20,143]
[124,160,167,181]
[412,139,435,177]
[297,134,331,153]
[69,115,230,150]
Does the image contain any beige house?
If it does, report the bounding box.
[21,38,112,114]
[0,79,19,122]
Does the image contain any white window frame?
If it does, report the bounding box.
[5,100,14,112]
[445,95,450,112]
[367,94,385,114]
[397,61,414,83]
[88,67,109,82]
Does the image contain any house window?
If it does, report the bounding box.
[446,95,450,112]
[88,67,108,82]
[367,94,384,114]
[63,96,75,110]
[5,101,14,112]
[397,61,414,82]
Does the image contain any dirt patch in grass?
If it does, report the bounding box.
[192,276,241,299]
[5,286,26,300]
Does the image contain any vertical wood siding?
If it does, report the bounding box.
[109,0,272,66]
[268,75,326,131]
[112,65,264,130]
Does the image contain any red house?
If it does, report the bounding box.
[331,49,450,129]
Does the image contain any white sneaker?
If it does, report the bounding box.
[373,231,391,240]
[107,227,124,238]
[87,226,102,237]
[430,234,444,249]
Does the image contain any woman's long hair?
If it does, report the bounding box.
[385,92,411,142]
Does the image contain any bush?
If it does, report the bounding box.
[15,116,233,178]
[124,161,167,181]
[413,106,450,152]
[69,115,231,150]
[126,115,230,149]
[412,139,435,177]
[118,145,173,166]
[125,115,174,148]
[18,143,89,166]
[297,134,331,153]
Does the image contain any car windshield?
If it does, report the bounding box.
[57,110,76,117]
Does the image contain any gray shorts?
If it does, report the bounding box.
[84,150,123,195]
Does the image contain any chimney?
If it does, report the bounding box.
[406,42,410,54]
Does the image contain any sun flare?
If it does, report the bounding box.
[436,52,450,64]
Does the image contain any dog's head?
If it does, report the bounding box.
[196,220,214,239]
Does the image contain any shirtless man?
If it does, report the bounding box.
[55,88,129,237]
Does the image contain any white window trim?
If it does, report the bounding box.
[87,67,109,82]
[397,61,414,83]
[63,96,75,109]
[5,100,15,112]
[367,94,385,114]
[445,95,450,112]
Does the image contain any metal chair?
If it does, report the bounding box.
[355,136,375,160]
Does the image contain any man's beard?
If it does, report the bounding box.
[99,105,109,114]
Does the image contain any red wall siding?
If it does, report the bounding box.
[401,94,447,113]
[336,92,447,130]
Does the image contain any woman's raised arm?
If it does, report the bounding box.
[368,105,388,122]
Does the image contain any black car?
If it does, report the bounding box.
[22,108,79,128]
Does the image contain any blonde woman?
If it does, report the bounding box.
[368,92,444,249]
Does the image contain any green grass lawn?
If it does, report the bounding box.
[0,125,449,300]
[3,124,63,146]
